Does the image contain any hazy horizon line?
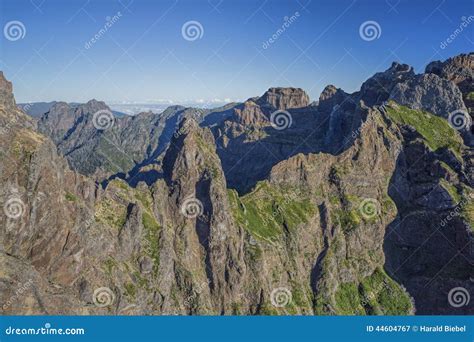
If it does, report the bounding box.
[9,50,473,106]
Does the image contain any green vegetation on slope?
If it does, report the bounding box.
[440,179,462,204]
[95,197,127,229]
[97,137,135,173]
[96,179,162,300]
[334,268,413,315]
[65,191,78,202]
[385,102,464,158]
[329,193,394,233]
[331,208,361,233]
[462,201,474,232]
[96,179,162,270]
[335,282,366,314]
[460,187,474,232]
[110,179,162,270]
[142,211,161,273]
[228,182,315,242]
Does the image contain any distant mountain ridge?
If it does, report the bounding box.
[35,99,238,181]
[32,55,473,193]
[19,101,127,119]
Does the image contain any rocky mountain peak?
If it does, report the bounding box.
[177,115,200,135]
[43,99,110,122]
[389,61,413,73]
[389,72,467,118]
[318,85,348,114]
[78,99,110,114]
[425,53,473,109]
[319,84,338,97]
[162,116,218,184]
[231,100,267,126]
[426,53,474,78]
[257,87,310,110]
[359,61,415,106]
[0,71,16,110]
[0,71,34,130]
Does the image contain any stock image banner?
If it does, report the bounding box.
[0,0,473,341]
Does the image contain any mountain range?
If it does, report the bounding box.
[0,52,472,315]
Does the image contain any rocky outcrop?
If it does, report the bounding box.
[257,87,310,110]
[425,53,473,96]
[381,103,473,314]
[231,100,268,127]
[212,100,323,193]
[0,74,98,313]
[359,62,414,107]
[425,53,473,145]
[389,73,467,118]
[266,106,406,314]
[318,85,349,114]
[0,71,15,111]
[159,117,247,313]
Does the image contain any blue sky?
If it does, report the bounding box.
[0,0,473,104]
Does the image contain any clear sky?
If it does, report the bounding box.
[0,0,473,104]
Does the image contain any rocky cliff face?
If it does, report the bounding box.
[211,95,324,194]
[383,104,473,314]
[389,73,467,118]
[426,53,474,97]
[359,62,415,107]
[1,53,473,315]
[0,78,95,313]
[425,53,473,146]
[0,72,16,112]
[256,87,310,110]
